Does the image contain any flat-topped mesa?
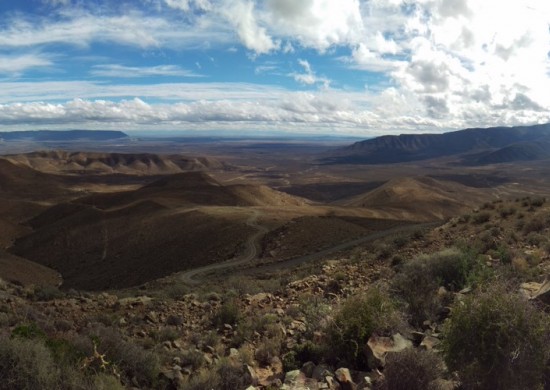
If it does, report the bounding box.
[0,130,129,142]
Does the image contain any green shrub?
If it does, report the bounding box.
[294,340,325,365]
[297,295,332,339]
[326,288,401,369]
[524,217,547,234]
[393,248,482,326]
[92,326,161,387]
[154,326,179,342]
[281,350,300,372]
[458,214,471,224]
[212,300,240,328]
[183,358,248,390]
[526,232,545,246]
[216,358,249,390]
[392,235,409,249]
[12,322,46,340]
[179,349,205,370]
[255,337,281,366]
[530,197,546,207]
[499,206,516,219]
[442,286,550,390]
[488,244,512,265]
[383,349,444,390]
[0,336,59,390]
[2,328,123,390]
[32,286,64,301]
[472,212,491,224]
[392,256,440,326]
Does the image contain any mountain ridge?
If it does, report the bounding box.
[324,123,550,164]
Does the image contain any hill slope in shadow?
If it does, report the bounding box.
[11,200,254,290]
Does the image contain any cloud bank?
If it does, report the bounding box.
[1,0,549,134]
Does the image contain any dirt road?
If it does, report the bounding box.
[180,209,268,285]
[180,211,438,284]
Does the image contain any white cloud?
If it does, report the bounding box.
[265,0,364,51]
[0,54,53,74]
[91,64,203,78]
[289,59,330,87]
[221,0,279,54]
[0,80,548,134]
[0,9,232,50]
[2,0,550,134]
[42,0,71,6]
[163,0,212,11]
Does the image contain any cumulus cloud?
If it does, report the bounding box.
[2,0,550,134]
[289,59,330,87]
[221,0,279,54]
[265,0,364,51]
[0,84,548,134]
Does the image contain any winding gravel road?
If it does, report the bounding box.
[180,209,268,285]
[180,210,439,285]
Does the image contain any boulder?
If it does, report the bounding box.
[283,369,308,389]
[420,335,441,351]
[364,333,412,369]
[334,367,357,390]
[520,279,550,304]
[301,361,316,378]
[244,364,259,386]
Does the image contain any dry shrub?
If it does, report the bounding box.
[383,349,445,390]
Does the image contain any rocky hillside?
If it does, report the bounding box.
[5,151,227,175]
[1,196,549,389]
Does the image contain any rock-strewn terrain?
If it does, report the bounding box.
[1,197,550,389]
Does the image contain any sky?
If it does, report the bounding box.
[0,0,550,136]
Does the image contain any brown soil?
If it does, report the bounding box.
[341,176,485,220]
[0,250,61,287]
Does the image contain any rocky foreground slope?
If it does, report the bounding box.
[1,197,550,389]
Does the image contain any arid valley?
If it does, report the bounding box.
[1,126,550,389]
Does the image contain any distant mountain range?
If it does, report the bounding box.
[0,130,128,142]
[324,123,550,165]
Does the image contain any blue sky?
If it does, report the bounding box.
[1,0,549,136]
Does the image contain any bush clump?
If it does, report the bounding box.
[183,358,248,390]
[471,211,491,224]
[326,288,401,369]
[212,299,240,328]
[442,286,550,390]
[393,248,481,325]
[383,348,445,390]
[0,336,59,390]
